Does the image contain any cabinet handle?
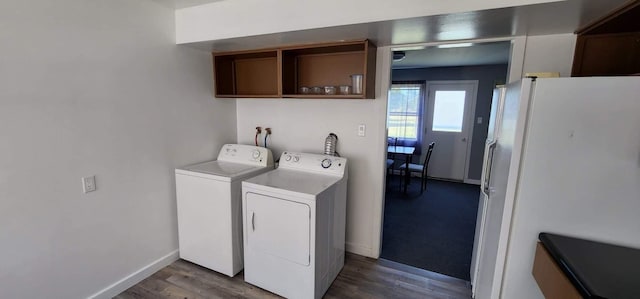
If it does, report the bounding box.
[251,212,255,231]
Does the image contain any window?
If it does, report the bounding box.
[387,83,424,140]
[432,90,466,132]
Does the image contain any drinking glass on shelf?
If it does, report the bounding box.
[350,74,363,94]
[310,86,323,94]
[324,86,337,95]
[339,85,352,95]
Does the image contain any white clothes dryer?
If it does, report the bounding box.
[175,144,273,277]
[242,151,348,299]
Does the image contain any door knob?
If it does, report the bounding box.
[462,137,467,142]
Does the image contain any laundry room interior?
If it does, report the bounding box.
[2,0,640,299]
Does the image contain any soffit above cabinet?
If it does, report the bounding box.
[177,0,628,52]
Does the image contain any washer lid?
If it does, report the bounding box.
[243,168,341,196]
[179,160,266,180]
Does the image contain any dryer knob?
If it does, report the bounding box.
[293,156,300,162]
[285,155,292,161]
[321,158,332,169]
[252,150,261,159]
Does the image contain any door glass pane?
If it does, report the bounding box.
[432,90,465,132]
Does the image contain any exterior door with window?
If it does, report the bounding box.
[425,81,477,181]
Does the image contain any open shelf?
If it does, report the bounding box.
[212,40,376,99]
[213,50,279,97]
[282,94,364,99]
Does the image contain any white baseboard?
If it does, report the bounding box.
[464,179,481,185]
[346,242,374,258]
[89,250,179,299]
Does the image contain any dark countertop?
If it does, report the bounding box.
[539,233,640,299]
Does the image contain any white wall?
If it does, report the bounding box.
[176,0,562,44]
[0,1,236,298]
[521,34,577,77]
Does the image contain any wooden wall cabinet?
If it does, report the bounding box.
[572,33,640,76]
[213,40,376,99]
[571,0,640,77]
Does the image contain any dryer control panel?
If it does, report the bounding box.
[217,144,274,167]
[279,152,347,177]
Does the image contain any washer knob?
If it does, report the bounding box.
[252,150,261,159]
[321,158,332,169]
[285,155,292,161]
[293,156,300,162]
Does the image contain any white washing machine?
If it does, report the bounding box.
[241,151,348,299]
[175,144,273,277]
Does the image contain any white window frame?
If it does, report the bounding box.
[387,82,425,142]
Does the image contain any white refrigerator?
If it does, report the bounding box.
[470,86,506,294]
[470,77,640,299]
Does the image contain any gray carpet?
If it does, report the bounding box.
[381,175,479,281]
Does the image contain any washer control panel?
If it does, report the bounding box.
[217,144,274,166]
[279,152,347,176]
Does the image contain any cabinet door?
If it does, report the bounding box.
[246,192,311,266]
[573,33,640,76]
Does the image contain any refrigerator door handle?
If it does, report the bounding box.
[482,141,497,196]
[480,141,491,196]
[251,212,255,231]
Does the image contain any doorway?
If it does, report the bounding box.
[382,41,511,281]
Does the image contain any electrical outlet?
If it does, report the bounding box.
[358,124,366,137]
[82,176,96,193]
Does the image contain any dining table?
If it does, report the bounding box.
[387,145,415,193]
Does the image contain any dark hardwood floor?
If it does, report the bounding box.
[115,254,471,299]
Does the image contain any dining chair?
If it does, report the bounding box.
[387,137,398,175]
[399,142,435,194]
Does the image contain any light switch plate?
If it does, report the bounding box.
[358,124,366,137]
[82,176,96,193]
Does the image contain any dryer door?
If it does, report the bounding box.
[246,193,311,266]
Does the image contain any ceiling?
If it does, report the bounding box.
[392,41,512,69]
[179,0,628,52]
[165,0,629,69]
